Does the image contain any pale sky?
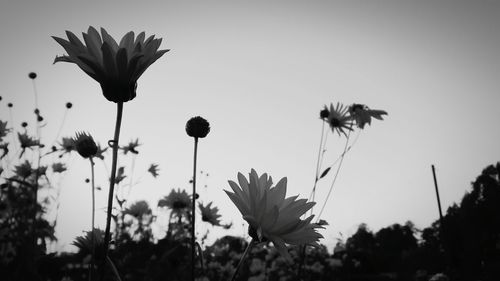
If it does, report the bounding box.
[1,0,500,252]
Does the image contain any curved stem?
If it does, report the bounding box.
[89,157,96,281]
[191,137,199,281]
[101,102,124,275]
[230,239,255,281]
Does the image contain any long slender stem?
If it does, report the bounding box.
[89,157,96,281]
[191,137,199,281]
[230,239,255,281]
[316,130,351,221]
[310,121,326,215]
[100,102,124,278]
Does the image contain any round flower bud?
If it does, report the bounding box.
[74,132,98,159]
[8,103,13,108]
[66,102,73,109]
[21,122,28,127]
[29,72,37,79]
[37,116,44,122]
[185,116,210,138]
[320,108,329,119]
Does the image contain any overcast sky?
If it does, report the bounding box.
[1,0,500,252]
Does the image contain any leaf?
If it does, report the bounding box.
[319,167,331,179]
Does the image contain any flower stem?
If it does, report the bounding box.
[230,239,255,281]
[316,129,351,221]
[100,102,124,277]
[89,157,96,281]
[191,137,199,281]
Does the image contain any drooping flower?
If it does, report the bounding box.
[225,169,323,260]
[0,120,10,142]
[198,202,222,226]
[53,27,169,103]
[348,103,388,129]
[147,163,159,178]
[158,188,191,213]
[73,132,98,159]
[326,103,352,137]
[121,138,140,154]
[186,116,210,138]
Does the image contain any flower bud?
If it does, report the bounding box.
[74,132,98,158]
[185,116,210,138]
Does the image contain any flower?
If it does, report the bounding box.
[121,138,140,154]
[14,160,33,178]
[94,143,108,160]
[52,162,67,173]
[186,116,210,138]
[73,228,105,256]
[53,27,169,103]
[0,143,8,159]
[319,105,329,120]
[198,202,222,226]
[28,72,37,79]
[124,200,152,218]
[73,132,98,158]
[158,188,191,212]
[348,103,387,129]
[225,169,323,260]
[148,163,159,178]
[0,120,10,142]
[326,103,352,136]
[18,132,40,157]
[59,137,76,155]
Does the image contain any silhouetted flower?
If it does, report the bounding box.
[74,132,98,158]
[28,72,37,79]
[199,202,222,226]
[348,103,387,129]
[14,160,33,178]
[158,188,191,212]
[124,200,152,218]
[21,122,28,128]
[319,106,329,120]
[186,116,210,138]
[0,120,9,142]
[53,27,169,103]
[18,132,40,157]
[73,228,105,256]
[52,162,67,173]
[66,102,72,109]
[225,169,323,260]
[148,163,159,178]
[60,137,76,155]
[121,138,140,154]
[326,103,352,136]
[0,143,8,159]
[114,166,126,184]
[7,103,12,108]
[94,143,107,160]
